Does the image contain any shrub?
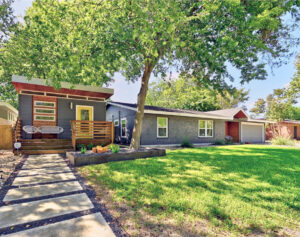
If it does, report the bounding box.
[271,136,295,146]
[109,144,120,153]
[80,146,87,154]
[214,139,225,145]
[225,136,234,145]
[181,138,194,148]
[76,144,85,151]
[86,143,94,150]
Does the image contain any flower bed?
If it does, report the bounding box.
[66,148,166,167]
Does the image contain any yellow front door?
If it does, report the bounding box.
[76,106,93,138]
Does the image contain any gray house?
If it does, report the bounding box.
[12,75,115,154]
[107,101,266,146]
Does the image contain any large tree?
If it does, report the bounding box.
[2,0,300,148]
[0,0,17,107]
[146,76,249,111]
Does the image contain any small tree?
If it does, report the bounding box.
[2,0,300,149]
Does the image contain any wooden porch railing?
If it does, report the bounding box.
[13,118,22,142]
[12,118,22,152]
[70,120,114,150]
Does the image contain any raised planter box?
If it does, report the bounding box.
[66,148,166,167]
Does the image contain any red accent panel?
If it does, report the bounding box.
[227,122,239,142]
[266,122,300,140]
[234,110,247,119]
[13,82,112,99]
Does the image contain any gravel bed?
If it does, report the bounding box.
[0,150,23,189]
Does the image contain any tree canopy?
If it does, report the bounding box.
[251,86,300,121]
[1,0,300,148]
[0,0,17,107]
[146,76,249,111]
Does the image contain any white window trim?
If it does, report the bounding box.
[121,118,127,138]
[75,105,94,121]
[198,120,214,138]
[114,120,119,126]
[34,115,56,121]
[157,117,168,138]
[34,108,56,115]
[34,101,56,108]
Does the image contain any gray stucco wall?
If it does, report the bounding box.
[18,94,106,139]
[141,114,226,145]
[57,99,106,139]
[106,105,136,144]
[19,94,33,139]
[106,105,226,145]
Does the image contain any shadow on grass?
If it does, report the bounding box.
[79,145,300,235]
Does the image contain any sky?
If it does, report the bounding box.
[12,0,300,110]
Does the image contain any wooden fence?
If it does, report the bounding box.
[71,120,114,150]
[0,125,13,149]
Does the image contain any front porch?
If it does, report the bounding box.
[13,119,114,155]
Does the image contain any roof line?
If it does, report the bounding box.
[12,75,114,95]
[108,102,234,120]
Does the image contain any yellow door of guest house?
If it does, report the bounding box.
[76,105,94,138]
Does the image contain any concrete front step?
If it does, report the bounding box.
[21,149,73,155]
[21,145,73,150]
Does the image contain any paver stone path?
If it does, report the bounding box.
[0,154,116,237]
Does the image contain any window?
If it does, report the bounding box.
[157,117,168,138]
[34,101,56,107]
[33,99,56,122]
[114,120,119,126]
[198,120,213,137]
[34,108,56,114]
[121,118,127,137]
[34,115,56,121]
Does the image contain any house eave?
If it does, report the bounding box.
[12,75,114,95]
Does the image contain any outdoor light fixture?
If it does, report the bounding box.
[70,102,73,110]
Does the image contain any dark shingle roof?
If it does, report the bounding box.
[108,101,232,119]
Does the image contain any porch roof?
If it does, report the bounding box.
[12,75,114,100]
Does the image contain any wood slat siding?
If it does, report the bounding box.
[0,125,13,149]
[71,120,114,150]
[32,95,57,127]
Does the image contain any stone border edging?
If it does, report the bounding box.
[67,148,166,167]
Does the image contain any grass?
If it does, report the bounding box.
[78,145,300,236]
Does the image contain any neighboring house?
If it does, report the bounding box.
[0,100,18,125]
[266,120,300,140]
[12,75,114,153]
[106,101,266,146]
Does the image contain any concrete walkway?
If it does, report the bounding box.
[0,154,116,237]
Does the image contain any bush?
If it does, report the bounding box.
[271,136,295,146]
[76,144,85,151]
[225,136,234,145]
[86,143,94,150]
[181,138,194,148]
[80,146,87,154]
[214,139,225,145]
[109,144,120,153]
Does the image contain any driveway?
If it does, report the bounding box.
[0,154,119,236]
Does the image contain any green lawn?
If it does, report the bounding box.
[78,145,300,236]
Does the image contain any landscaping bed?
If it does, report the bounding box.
[0,151,22,189]
[67,147,166,167]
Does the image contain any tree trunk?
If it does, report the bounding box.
[129,62,154,149]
